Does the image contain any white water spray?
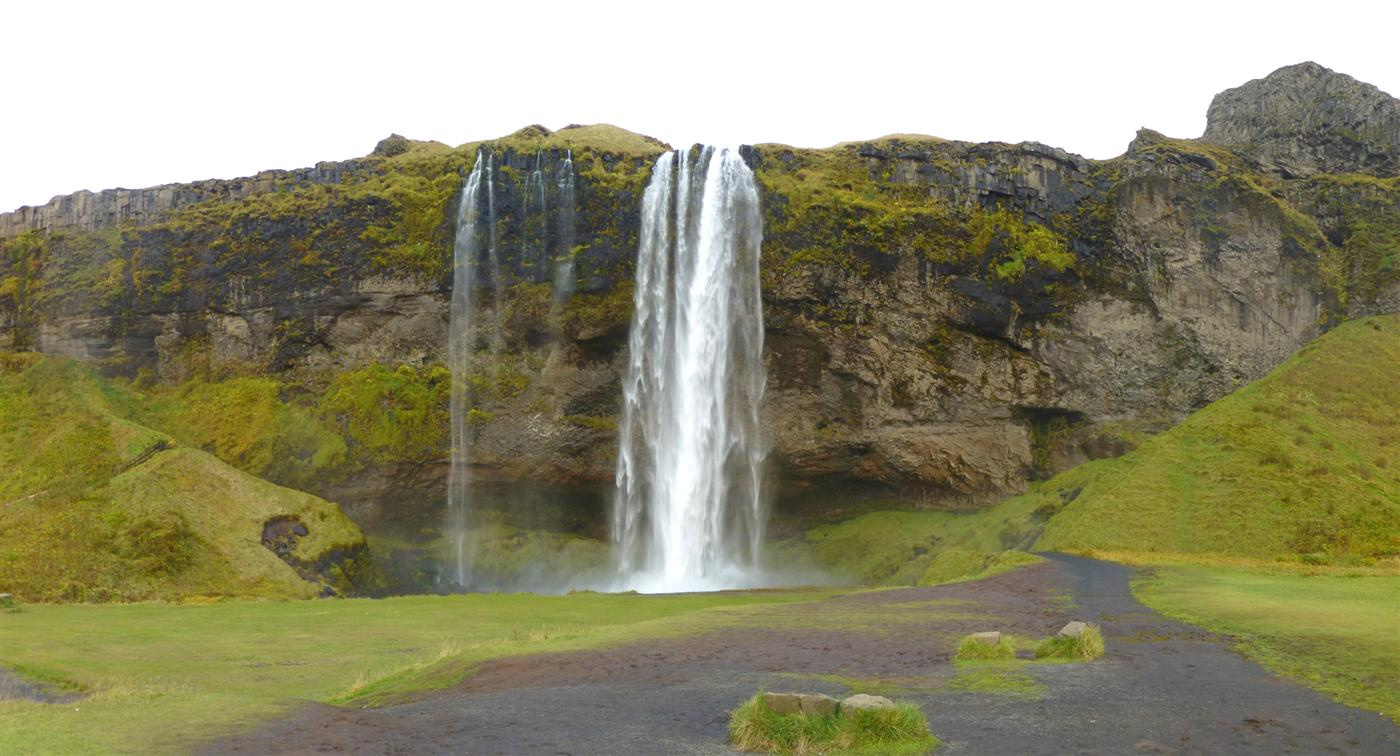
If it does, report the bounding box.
[612,146,768,593]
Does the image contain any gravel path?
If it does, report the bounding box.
[207,555,1399,754]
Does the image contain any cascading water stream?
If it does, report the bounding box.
[551,150,577,308]
[612,146,768,593]
[446,148,578,591]
[525,151,551,276]
[446,151,491,589]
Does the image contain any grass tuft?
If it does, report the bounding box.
[954,634,1017,661]
[1034,626,1105,661]
[728,693,938,754]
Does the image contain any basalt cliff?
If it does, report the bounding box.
[2,62,1396,527]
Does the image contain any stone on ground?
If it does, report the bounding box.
[841,693,896,712]
[798,693,839,715]
[972,630,1002,645]
[761,692,803,715]
[1059,621,1088,638]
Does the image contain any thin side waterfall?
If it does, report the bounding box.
[524,151,550,278]
[612,146,768,593]
[446,148,578,591]
[552,150,577,306]
[446,151,491,589]
[485,156,504,356]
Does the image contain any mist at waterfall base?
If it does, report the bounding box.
[441,146,829,595]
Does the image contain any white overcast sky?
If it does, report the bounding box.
[1,0,1396,212]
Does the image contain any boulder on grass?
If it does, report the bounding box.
[798,693,839,716]
[841,693,896,713]
[972,631,1002,645]
[1058,621,1088,638]
[761,692,802,715]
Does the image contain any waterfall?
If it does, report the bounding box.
[446,148,578,591]
[612,146,768,593]
[524,151,551,278]
[552,150,577,306]
[446,150,491,589]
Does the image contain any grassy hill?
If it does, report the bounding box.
[1029,314,1399,566]
[785,315,1400,580]
[0,354,368,601]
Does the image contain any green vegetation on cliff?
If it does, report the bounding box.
[1022,315,1399,564]
[753,138,1082,335]
[1293,172,1400,304]
[0,230,45,349]
[0,124,663,375]
[124,373,350,491]
[0,354,366,601]
[320,362,450,465]
[1123,132,1399,313]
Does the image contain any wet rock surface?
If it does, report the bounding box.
[205,556,1399,755]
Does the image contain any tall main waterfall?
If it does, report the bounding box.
[612,146,769,593]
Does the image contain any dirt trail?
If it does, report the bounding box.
[207,555,1399,755]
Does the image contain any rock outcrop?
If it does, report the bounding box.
[1,69,1396,525]
[1203,61,1400,177]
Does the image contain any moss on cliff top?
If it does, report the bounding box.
[468,123,669,157]
[754,141,1081,332]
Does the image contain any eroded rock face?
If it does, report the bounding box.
[1,67,1396,520]
[1202,61,1400,177]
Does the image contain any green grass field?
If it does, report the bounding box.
[1134,566,1400,721]
[0,589,830,753]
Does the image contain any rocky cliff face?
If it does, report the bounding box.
[1203,61,1400,177]
[1,69,1396,521]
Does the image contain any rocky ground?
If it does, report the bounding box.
[206,555,1399,755]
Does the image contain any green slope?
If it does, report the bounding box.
[758,315,1400,582]
[770,505,1044,587]
[1023,315,1400,565]
[0,354,367,601]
